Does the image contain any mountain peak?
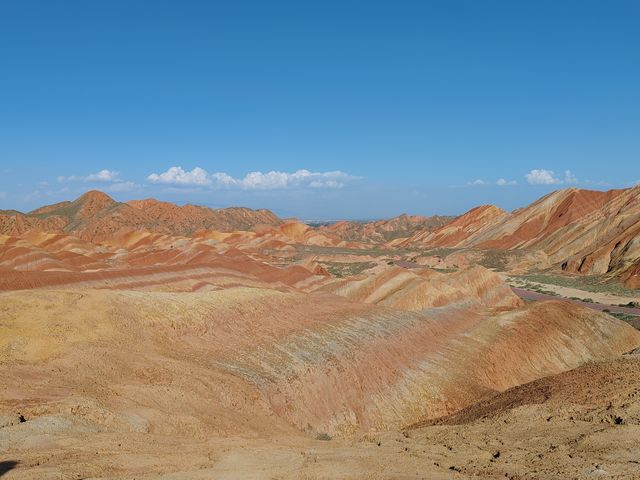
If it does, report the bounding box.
[75,190,115,205]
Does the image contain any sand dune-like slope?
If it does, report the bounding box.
[0,232,112,271]
[0,227,333,292]
[0,258,325,293]
[4,355,640,479]
[318,264,522,311]
[2,288,638,440]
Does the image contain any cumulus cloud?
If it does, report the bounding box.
[147,166,358,189]
[563,170,578,184]
[58,169,120,182]
[525,169,578,185]
[147,166,211,186]
[86,169,120,181]
[467,178,517,186]
[525,169,561,185]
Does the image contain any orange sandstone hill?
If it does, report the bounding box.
[399,186,640,287]
[0,190,281,241]
[1,187,639,287]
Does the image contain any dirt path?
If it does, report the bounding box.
[512,287,640,316]
[504,276,640,306]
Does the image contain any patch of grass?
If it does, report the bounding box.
[517,281,559,296]
[321,261,377,278]
[478,250,510,271]
[619,301,640,308]
[381,230,412,241]
[606,312,640,331]
[296,245,413,257]
[478,248,538,272]
[516,273,639,297]
[29,203,80,220]
[421,247,461,258]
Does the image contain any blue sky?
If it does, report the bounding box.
[0,0,638,219]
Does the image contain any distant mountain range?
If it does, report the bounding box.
[1,185,639,287]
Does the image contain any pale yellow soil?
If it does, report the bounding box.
[505,276,640,306]
[3,357,640,479]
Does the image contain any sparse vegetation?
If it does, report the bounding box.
[516,274,639,297]
[296,245,412,257]
[478,250,510,271]
[432,267,458,273]
[620,301,640,308]
[604,312,640,331]
[517,281,559,296]
[421,247,460,258]
[321,261,377,277]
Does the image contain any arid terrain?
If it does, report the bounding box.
[1,187,640,479]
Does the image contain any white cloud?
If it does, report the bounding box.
[58,169,120,182]
[309,179,343,188]
[210,172,236,186]
[148,166,211,186]
[468,179,485,185]
[0,191,6,199]
[147,166,358,189]
[467,178,517,186]
[525,169,579,185]
[240,170,290,189]
[525,169,562,185]
[86,169,120,182]
[563,170,578,184]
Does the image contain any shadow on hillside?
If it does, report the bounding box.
[0,461,18,477]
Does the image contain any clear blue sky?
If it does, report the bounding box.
[1,0,638,219]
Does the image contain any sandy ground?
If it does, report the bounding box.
[1,418,638,479]
[1,286,640,479]
[505,276,639,307]
[511,288,640,316]
[3,357,640,479]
